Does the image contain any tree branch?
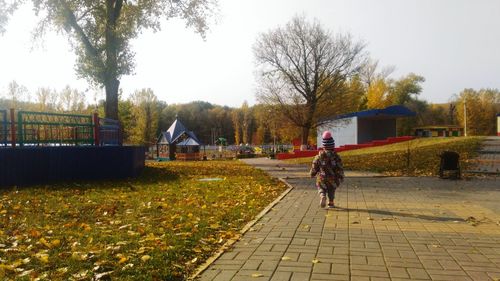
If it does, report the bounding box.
[58,0,104,71]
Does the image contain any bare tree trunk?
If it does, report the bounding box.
[301,126,309,150]
[105,79,119,120]
[104,0,122,120]
[300,102,316,149]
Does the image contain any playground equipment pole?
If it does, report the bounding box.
[10,108,15,147]
[93,113,100,146]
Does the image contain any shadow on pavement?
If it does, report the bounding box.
[334,207,465,222]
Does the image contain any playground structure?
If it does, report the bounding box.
[0,109,145,187]
[0,109,121,147]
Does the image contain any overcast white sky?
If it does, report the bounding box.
[1,0,499,107]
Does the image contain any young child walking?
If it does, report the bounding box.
[310,131,344,208]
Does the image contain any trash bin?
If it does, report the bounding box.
[438,151,461,179]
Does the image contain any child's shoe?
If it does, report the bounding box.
[328,201,335,208]
[320,196,327,208]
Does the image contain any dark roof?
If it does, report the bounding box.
[167,119,188,142]
[186,131,201,144]
[177,137,201,146]
[157,118,202,145]
[331,105,416,120]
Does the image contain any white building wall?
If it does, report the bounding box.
[317,117,358,147]
[497,116,500,136]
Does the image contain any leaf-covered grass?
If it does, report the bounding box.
[0,160,287,280]
[289,137,485,176]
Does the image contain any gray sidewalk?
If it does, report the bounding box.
[197,158,500,281]
[467,136,500,174]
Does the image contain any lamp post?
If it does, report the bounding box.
[268,109,276,154]
[464,98,467,137]
[273,122,276,154]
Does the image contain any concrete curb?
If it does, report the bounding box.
[188,178,294,280]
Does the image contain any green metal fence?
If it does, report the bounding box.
[16,111,95,146]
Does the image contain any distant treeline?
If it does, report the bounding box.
[1,80,499,146]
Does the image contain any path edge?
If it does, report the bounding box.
[188,178,294,280]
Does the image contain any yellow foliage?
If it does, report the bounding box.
[366,79,390,109]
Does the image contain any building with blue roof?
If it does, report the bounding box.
[317,105,416,147]
[156,117,202,160]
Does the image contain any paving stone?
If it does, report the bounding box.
[311,263,330,274]
[276,265,312,273]
[259,261,280,271]
[406,268,430,279]
[388,267,409,278]
[289,272,310,281]
[269,271,292,281]
[212,270,237,281]
[241,260,261,270]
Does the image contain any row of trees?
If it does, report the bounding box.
[0,81,87,112]
[2,80,498,147]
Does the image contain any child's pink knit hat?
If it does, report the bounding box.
[322,131,335,150]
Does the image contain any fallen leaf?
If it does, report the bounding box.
[94,271,114,280]
[281,256,292,261]
[141,255,151,262]
[18,269,33,277]
[72,270,88,279]
[121,263,134,270]
[56,267,68,273]
[80,223,92,231]
[312,259,320,264]
[209,224,221,229]
[51,239,61,248]
[251,273,264,278]
[39,238,52,248]
[36,252,49,263]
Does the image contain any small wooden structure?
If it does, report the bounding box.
[156,117,201,161]
[414,126,464,137]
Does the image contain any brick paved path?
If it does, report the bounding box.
[468,136,500,174]
[198,159,500,281]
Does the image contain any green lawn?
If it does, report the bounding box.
[289,137,484,176]
[0,161,287,280]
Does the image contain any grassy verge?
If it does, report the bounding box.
[288,137,484,176]
[0,161,287,280]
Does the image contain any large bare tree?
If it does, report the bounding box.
[254,15,366,147]
[1,0,217,119]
